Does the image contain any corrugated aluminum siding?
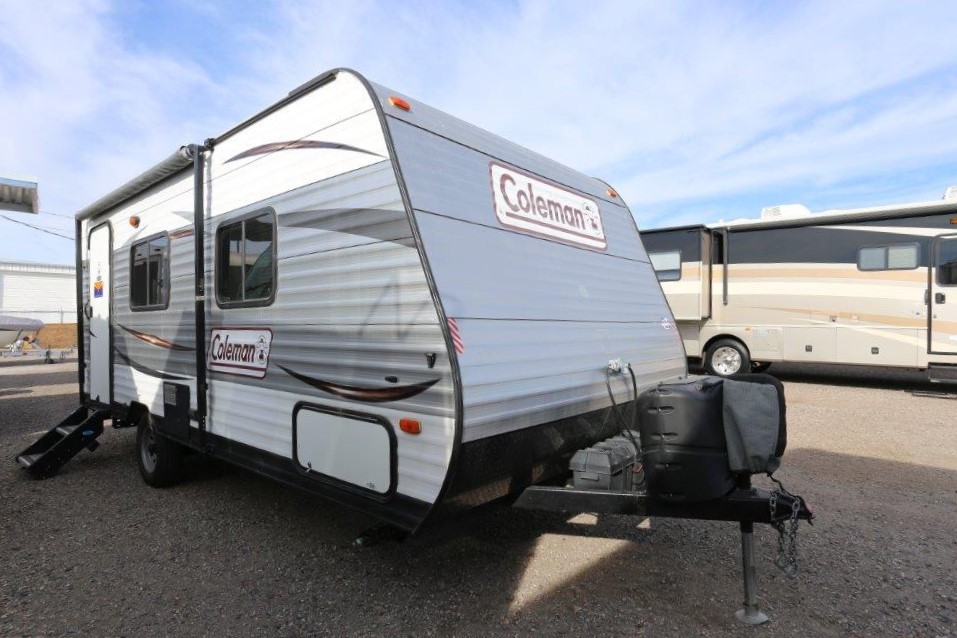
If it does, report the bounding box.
[372,83,686,442]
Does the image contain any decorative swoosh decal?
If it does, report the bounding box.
[278,365,439,403]
[226,140,384,163]
[118,324,194,351]
[114,349,192,381]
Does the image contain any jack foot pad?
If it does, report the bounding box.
[735,606,769,626]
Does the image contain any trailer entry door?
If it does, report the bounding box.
[929,234,957,356]
[88,223,113,403]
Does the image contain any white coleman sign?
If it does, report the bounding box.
[208,328,273,378]
[490,162,606,250]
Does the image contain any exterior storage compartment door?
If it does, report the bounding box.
[294,404,396,497]
[930,234,957,356]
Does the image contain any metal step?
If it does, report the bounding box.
[16,453,42,469]
[927,365,957,383]
[14,406,109,479]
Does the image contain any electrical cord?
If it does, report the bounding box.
[604,363,644,458]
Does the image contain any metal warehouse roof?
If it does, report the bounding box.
[0,260,75,275]
[0,176,39,214]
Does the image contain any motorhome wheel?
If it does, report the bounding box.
[136,418,184,487]
[705,339,751,377]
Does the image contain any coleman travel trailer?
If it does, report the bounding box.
[642,189,957,378]
[16,68,810,624]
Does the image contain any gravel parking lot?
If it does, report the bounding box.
[1,361,955,637]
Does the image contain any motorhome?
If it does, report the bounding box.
[641,190,957,377]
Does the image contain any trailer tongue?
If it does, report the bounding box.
[514,373,813,625]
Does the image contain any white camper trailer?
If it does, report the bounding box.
[642,191,957,378]
[19,68,687,531]
[17,70,815,622]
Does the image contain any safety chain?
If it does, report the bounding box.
[769,485,802,578]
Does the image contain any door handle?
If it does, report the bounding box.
[84,301,93,319]
[935,292,946,304]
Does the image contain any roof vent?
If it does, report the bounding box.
[943,186,957,201]
[760,204,812,220]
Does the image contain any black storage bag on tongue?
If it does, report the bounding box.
[722,373,787,474]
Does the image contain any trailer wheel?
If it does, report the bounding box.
[751,362,772,373]
[136,417,184,488]
[705,339,751,377]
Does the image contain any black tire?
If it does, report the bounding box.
[751,361,772,373]
[704,338,751,377]
[136,416,184,487]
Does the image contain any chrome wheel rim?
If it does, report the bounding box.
[141,426,157,473]
[711,346,742,376]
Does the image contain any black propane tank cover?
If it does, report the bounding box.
[636,377,736,502]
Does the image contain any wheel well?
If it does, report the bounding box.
[701,335,748,358]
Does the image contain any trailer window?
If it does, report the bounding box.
[649,250,682,281]
[216,212,276,307]
[858,244,918,271]
[130,234,169,310]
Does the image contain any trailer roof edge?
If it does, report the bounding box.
[75,68,364,222]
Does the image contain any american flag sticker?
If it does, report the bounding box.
[447,317,465,354]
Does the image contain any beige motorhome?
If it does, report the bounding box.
[641,188,957,378]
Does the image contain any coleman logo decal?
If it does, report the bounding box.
[490,162,606,250]
[208,328,272,378]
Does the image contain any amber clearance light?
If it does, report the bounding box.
[129,216,140,228]
[399,418,421,435]
[389,96,411,111]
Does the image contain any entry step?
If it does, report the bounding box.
[14,406,109,479]
[928,365,957,383]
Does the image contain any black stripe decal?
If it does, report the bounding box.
[114,349,192,381]
[225,140,384,163]
[117,324,194,351]
[278,365,439,403]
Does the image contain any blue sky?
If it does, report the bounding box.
[2,0,957,265]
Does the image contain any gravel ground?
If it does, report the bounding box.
[1,361,955,637]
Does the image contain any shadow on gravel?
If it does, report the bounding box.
[0,370,79,389]
[692,362,948,393]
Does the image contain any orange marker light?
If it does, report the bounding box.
[390,96,411,111]
[606,187,619,198]
[129,216,140,228]
[399,418,421,435]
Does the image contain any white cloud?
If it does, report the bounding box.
[1,0,956,262]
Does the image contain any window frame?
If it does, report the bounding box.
[648,249,683,282]
[856,242,919,272]
[935,237,957,287]
[215,208,278,309]
[129,231,171,312]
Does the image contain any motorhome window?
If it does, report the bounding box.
[649,250,682,281]
[217,212,276,306]
[937,239,957,286]
[130,235,169,310]
[857,244,918,271]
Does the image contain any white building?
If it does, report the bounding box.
[0,260,76,324]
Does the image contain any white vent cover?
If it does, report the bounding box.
[760,204,812,220]
[943,186,957,201]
